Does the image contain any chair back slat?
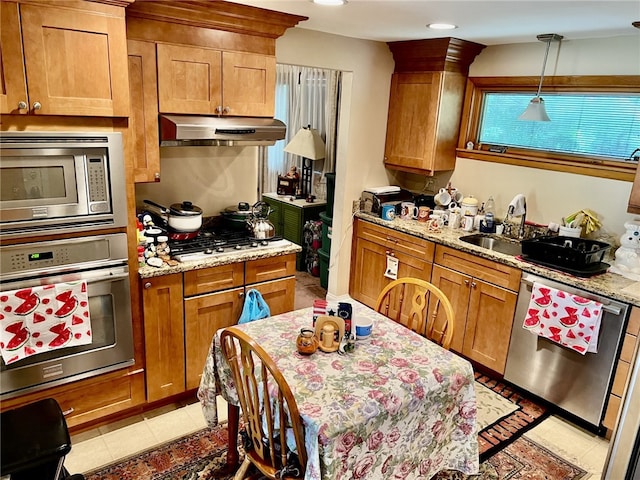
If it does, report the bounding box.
[375,278,455,350]
[221,327,307,479]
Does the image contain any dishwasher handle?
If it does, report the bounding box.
[521,276,622,316]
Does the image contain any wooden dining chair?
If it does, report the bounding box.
[375,277,455,350]
[220,326,307,480]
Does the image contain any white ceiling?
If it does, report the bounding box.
[230,0,640,45]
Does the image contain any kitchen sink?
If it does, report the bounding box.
[459,233,522,256]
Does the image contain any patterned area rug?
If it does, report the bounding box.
[84,374,572,480]
[474,372,550,461]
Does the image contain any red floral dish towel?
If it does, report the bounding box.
[0,281,92,365]
[523,282,602,355]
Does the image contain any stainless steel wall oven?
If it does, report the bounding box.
[0,131,134,399]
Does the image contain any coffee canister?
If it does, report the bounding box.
[461,196,479,217]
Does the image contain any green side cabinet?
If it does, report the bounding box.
[263,194,326,271]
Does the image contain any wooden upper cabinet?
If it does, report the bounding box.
[157,43,223,114]
[157,44,275,117]
[384,72,446,174]
[222,51,275,117]
[0,2,28,115]
[127,39,160,183]
[384,38,485,176]
[4,2,130,117]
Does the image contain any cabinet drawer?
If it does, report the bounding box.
[0,370,145,430]
[245,254,296,285]
[356,219,434,261]
[435,245,521,292]
[184,262,244,297]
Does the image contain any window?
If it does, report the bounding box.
[458,76,640,181]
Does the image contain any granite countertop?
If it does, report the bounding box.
[355,212,640,308]
[138,241,302,279]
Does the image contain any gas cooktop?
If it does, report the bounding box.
[168,229,290,262]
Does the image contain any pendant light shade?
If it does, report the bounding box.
[519,33,563,122]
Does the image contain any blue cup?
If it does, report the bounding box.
[381,204,395,221]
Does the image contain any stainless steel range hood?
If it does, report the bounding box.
[159,114,286,146]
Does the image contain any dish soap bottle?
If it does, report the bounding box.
[484,196,496,231]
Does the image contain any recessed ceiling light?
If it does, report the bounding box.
[312,0,347,5]
[427,23,458,30]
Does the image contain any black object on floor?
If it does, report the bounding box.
[0,397,85,480]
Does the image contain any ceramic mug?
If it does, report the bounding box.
[417,206,431,222]
[400,202,418,220]
[462,215,475,232]
[381,204,396,221]
[434,188,452,207]
[448,212,461,229]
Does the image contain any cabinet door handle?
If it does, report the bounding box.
[223,106,230,114]
[32,101,42,111]
[385,250,395,257]
[154,172,160,182]
[238,291,245,298]
[18,101,27,110]
[464,279,470,286]
[471,282,477,288]
[215,105,223,114]
[144,282,152,289]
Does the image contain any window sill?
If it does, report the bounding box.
[456,148,636,182]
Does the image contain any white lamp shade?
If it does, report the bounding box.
[284,127,326,160]
[519,97,551,122]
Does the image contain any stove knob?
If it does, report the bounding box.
[251,242,258,247]
[235,245,242,250]
[205,248,213,254]
[261,240,269,246]
[216,247,224,253]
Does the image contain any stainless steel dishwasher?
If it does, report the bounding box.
[503,272,629,428]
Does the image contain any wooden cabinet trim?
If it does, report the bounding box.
[435,245,521,291]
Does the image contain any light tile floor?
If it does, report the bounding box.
[66,272,611,478]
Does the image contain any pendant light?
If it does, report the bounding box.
[519,33,563,122]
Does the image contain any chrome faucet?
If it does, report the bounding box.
[505,194,527,239]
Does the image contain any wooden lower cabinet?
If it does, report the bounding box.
[603,306,640,430]
[185,287,244,390]
[142,254,296,401]
[250,276,296,317]
[350,218,434,308]
[141,273,185,403]
[431,246,520,374]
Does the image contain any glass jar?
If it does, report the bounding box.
[296,328,318,355]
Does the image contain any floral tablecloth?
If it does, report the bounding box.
[197,302,478,480]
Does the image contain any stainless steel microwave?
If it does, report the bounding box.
[0,132,127,239]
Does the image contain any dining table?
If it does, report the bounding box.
[197,301,479,480]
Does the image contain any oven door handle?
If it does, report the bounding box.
[86,271,130,284]
[521,276,622,316]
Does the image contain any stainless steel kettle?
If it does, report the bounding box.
[246,201,275,239]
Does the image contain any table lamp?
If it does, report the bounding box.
[284,125,326,199]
